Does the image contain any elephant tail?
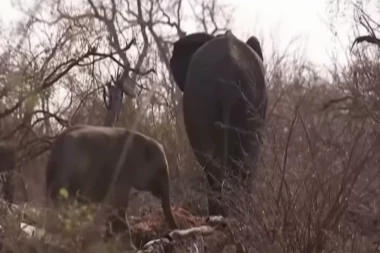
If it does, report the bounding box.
[222,104,230,176]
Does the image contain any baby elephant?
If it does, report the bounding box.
[45,124,178,248]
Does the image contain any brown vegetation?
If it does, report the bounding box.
[1,0,380,252]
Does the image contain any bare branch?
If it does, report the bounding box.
[351,35,380,51]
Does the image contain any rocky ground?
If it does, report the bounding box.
[0,200,247,253]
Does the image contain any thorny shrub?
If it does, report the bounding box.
[213,52,380,252]
[3,35,380,253]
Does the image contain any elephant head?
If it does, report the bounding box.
[170,32,215,92]
[170,32,264,93]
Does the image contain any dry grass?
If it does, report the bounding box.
[4,59,380,252]
[2,15,380,252]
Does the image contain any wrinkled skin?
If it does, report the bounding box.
[0,142,16,203]
[45,124,178,249]
[170,31,268,216]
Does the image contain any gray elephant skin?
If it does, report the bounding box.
[169,31,268,216]
[45,124,177,247]
[0,142,16,203]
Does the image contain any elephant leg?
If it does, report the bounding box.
[151,176,178,230]
[240,133,261,188]
[232,137,261,204]
[101,183,136,251]
[205,162,228,217]
[106,208,130,236]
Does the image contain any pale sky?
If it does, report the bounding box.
[220,0,358,67]
[0,0,366,67]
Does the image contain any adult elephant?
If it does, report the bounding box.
[169,31,268,216]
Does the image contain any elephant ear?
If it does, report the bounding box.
[170,33,215,92]
[246,36,264,62]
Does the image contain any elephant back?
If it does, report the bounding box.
[186,33,266,104]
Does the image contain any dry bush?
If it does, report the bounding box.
[3,36,380,253]
[3,0,380,253]
[201,42,380,252]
